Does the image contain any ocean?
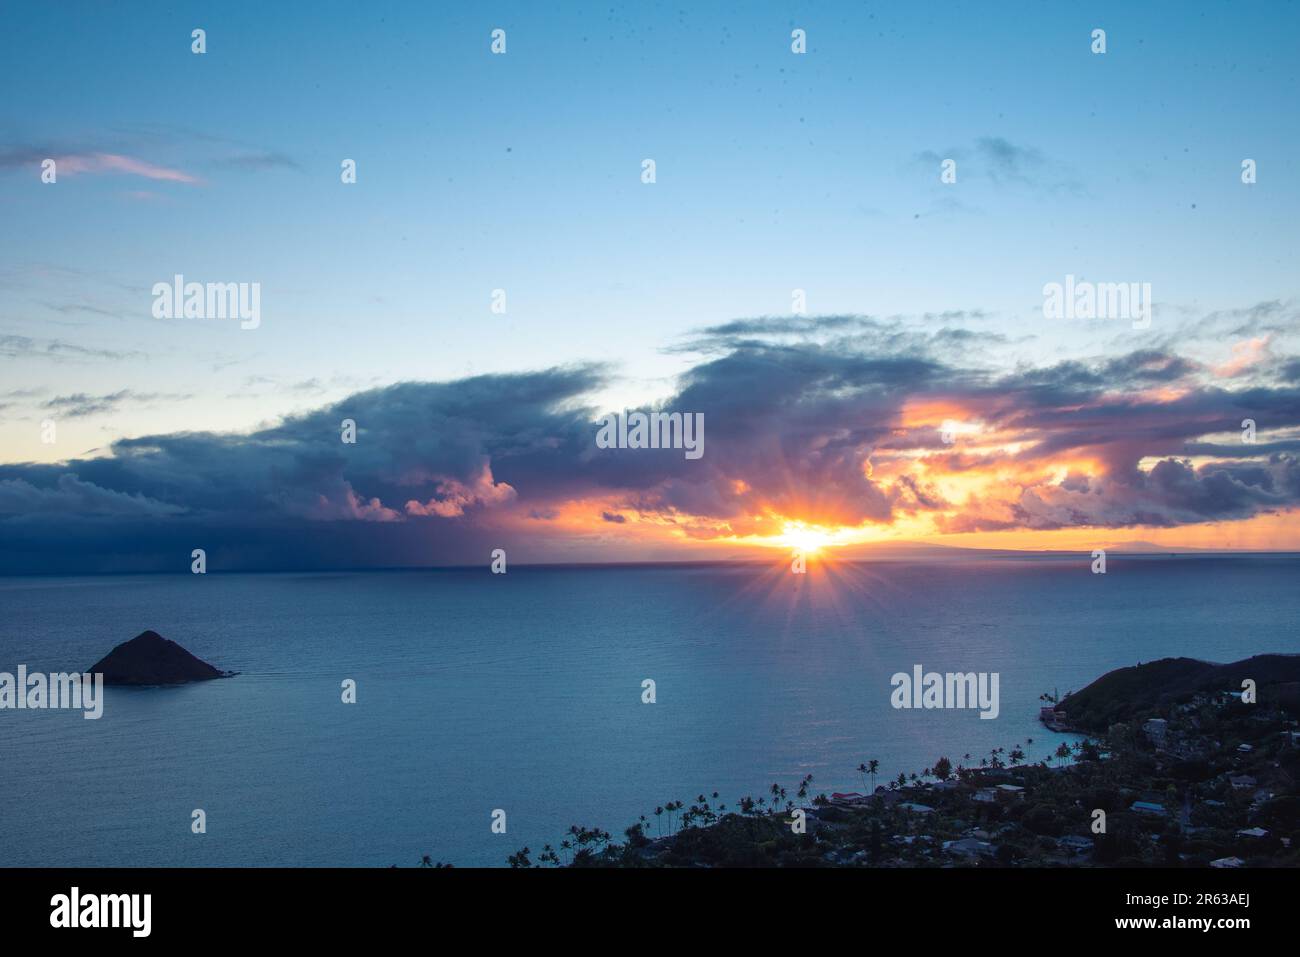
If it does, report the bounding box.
[1,555,1296,867]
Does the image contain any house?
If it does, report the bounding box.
[1237,743,1254,753]
[1228,774,1257,790]
[944,837,996,859]
[1058,834,1094,853]
[1237,827,1269,839]
[972,788,998,804]
[829,792,869,806]
[824,847,869,865]
[1040,708,1071,732]
[1130,801,1166,816]
[1210,856,1245,868]
[898,803,934,814]
[1143,718,1168,748]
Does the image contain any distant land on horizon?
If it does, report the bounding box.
[3,541,1297,579]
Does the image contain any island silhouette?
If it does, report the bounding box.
[87,630,236,686]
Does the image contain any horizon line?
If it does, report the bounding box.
[5,548,1299,579]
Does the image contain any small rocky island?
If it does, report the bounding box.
[87,630,235,685]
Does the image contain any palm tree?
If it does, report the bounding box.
[867,759,880,792]
[1054,742,1073,768]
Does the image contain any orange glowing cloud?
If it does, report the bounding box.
[1214,337,1272,378]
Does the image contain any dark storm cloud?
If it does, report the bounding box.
[2,324,1298,572]
[0,366,608,571]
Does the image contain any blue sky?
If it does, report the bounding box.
[2,2,1299,569]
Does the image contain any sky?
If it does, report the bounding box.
[1,1,1298,572]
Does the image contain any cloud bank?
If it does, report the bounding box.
[2,317,1298,572]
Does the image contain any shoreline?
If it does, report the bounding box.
[503,656,1300,868]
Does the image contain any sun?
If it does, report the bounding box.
[778,522,835,554]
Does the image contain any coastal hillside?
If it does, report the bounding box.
[1056,655,1300,731]
[500,653,1300,869]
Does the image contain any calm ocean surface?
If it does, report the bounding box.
[1,556,1297,867]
